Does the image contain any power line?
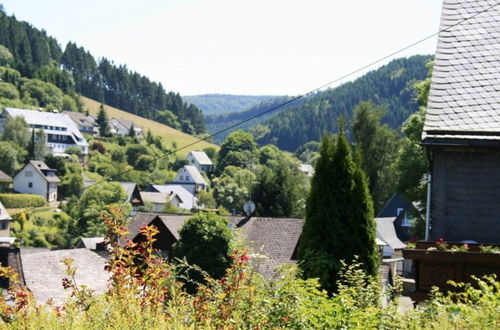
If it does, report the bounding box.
[84,1,499,191]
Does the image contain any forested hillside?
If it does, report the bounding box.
[183,94,275,116]
[0,8,205,134]
[206,96,304,143]
[208,55,431,151]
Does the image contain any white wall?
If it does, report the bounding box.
[14,163,48,200]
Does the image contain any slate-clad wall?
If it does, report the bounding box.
[430,147,500,243]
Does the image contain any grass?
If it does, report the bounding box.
[81,96,218,157]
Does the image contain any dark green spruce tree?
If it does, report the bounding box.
[298,130,379,294]
[96,104,111,137]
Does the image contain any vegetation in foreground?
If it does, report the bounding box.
[0,208,499,329]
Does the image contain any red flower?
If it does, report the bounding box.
[240,255,251,261]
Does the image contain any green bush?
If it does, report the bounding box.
[0,193,45,208]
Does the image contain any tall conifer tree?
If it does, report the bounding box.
[298,130,379,294]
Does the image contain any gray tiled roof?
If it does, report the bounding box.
[21,249,109,304]
[375,217,406,250]
[128,213,304,278]
[0,169,12,182]
[422,0,500,142]
[28,160,61,183]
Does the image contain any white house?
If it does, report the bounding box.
[144,184,198,210]
[298,164,314,177]
[0,201,14,246]
[13,161,60,202]
[0,108,89,155]
[110,118,143,139]
[187,150,213,173]
[140,191,183,212]
[172,165,208,194]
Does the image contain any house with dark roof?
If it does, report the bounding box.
[127,212,304,278]
[421,0,500,244]
[13,161,60,202]
[63,111,97,135]
[0,247,109,303]
[377,194,422,242]
[0,169,12,192]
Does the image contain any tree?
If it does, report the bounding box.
[73,182,130,237]
[352,101,399,212]
[252,157,306,218]
[128,123,136,138]
[96,103,110,137]
[396,70,432,238]
[1,115,30,148]
[298,131,379,294]
[213,166,256,214]
[0,141,21,176]
[173,212,232,289]
[216,131,257,173]
[27,128,47,160]
[0,44,13,66]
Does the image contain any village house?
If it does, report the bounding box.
[171,165,208,194]
[126,212,304,277]
[420,0,500,244]
[63,111,97,135]
[143,184,198,210]
[0,108,89,155]
[0,169,12,192]
[298,164,314,177]
[140,191,183,212]
[13,160,60,202]
[110,117,143,139]
[186,150,213,173]
[0,201,14,247]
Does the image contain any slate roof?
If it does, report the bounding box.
[26,160,60,183]
[21,248,109,304]
[422,0,500,144]
[188,151,213,166]
[0,170,12,183]
[141,191,182,204]
[127,213,304,278]
[375,217,406,250]
[63,111,95,128]
[75,237,106,250]
[146,184,197,210]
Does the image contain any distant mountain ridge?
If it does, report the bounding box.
[183,94,276,116]
[206,55,432,150]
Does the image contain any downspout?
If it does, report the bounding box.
[424,148,434,241]
[425,172,431,241]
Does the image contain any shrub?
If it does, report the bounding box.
[0,193,45,208]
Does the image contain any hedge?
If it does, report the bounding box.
[0,194,46,208]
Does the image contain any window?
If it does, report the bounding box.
[28,182,33,188]
[25,171,33,177]
[0,221,7,230]
[397,208,404,216]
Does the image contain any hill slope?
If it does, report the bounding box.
[183,94,276,116]
[81,97,217,157]
[214,55,431,151]
[0,9,205,135]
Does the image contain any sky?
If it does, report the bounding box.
[1,0,443,96]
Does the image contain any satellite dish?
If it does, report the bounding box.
[243,201,256,216]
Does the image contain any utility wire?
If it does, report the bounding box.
[84,1,499,190]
